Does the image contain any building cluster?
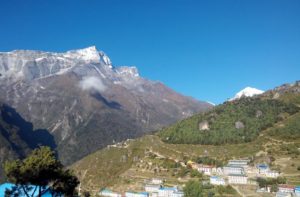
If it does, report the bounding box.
[99,179,184,197]
[189,159,250,185]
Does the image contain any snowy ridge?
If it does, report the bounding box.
[230,87,264,101]
[0,46,139,83]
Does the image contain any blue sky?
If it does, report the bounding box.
[0,0,299,104]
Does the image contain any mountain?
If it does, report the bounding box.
[159,81,300,145]
[0,46,212,167]
[71,81,300,195]
[230,87,264,101]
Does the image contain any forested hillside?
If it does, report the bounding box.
[159,82,300,145]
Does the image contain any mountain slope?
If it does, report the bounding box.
[0,103,57,181]
[0,46,212,166]
[159,82,300,145]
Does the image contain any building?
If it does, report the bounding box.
[151,178,163,185]
[223,165,245,175]
[295,186,300,197]
[278,185,294,193]
[276,192,293,197]
[158,187,178,197]
[257,164,269,174]
[145,184,161,193]
[196,164,213,175]
[210,176,225,185]
[100,189,122,197]
[265,170,280,178]
[170,191,184,197]
[125,191,149,197]
[0,183,52,197]
[228,174,248,184]
[228,159,250,167]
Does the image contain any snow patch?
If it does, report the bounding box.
[231,87,264,101]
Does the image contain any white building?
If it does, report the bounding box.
[228,174,248,185]
[151,178,163,185]
[228,160,250,167]
[197,165,213,175]
[125,192,149,197]
[145,184,161,193]
[276,192,293,197]
[99,189,122,197]
[265,170,280,178]
[210,176,225,185]
[170,191,184,197]
[278,185,294,193]
[223,165,244,175]
[158,187,178,197]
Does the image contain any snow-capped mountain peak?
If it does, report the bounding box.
[64,46,101,63]
[231,87,264,100]
[0,46,114,81]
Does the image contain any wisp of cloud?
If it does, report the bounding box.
[79,76,106,92]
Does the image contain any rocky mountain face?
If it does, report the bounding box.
[0,46,212,167]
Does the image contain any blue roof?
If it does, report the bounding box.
[257,164,269,169]
[0,183,53,197]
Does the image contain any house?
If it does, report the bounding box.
[295,186,300,197]
[210,176,225,185]
[125,191,149,197]
[145,184,161,193]
[170,191,184,197]
[228,159,250,167]
[265,170,279,178]
[276,191,293,197]
[228,174,248,184]
[158,187,178,197]
[278,185,294,193]
[0,183,52,197]
[151,178,163,185]
[212,167,223,175]
[223,165,245,175]
[99,189,122,197]
[196,164,214,175]
[257,164,269,174]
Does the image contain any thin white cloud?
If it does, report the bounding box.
[79,76,106,92]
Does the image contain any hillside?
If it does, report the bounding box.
[0,103,56,181]
[71,81,300,196]
[159,82,300,145]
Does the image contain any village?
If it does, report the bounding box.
[99,158,300,197]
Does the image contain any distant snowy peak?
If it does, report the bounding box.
[64,46,112,65]
[64,46,101,63]
[231,87,264,101]
[0,46,114,81]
